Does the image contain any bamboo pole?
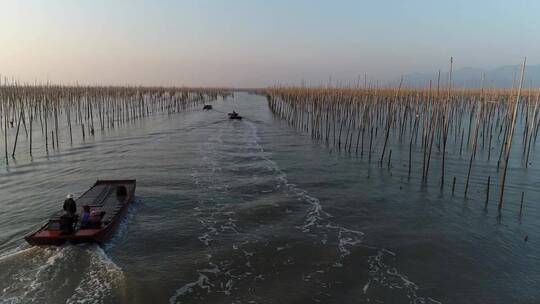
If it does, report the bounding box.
[11,106,23,157]
[498,58,526,213]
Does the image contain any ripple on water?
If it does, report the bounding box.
[0,245,125,304]
[169,119,440,303]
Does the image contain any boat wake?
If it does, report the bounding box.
[171,120,441,303]
[0,245,125,304]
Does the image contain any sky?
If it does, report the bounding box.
[0,0,539,87]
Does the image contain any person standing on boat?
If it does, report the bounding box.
[63,194,77,215]
[60,194,77,234]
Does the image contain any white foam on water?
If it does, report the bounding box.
[66,246,125,304]
[247,122,444,302]
[244,122,364,263]
[0,246,67,303]
[172,119,441,303]
[367,249,442,304]
[170,128,240,302]
[199,262,221,275]
[169,273,213,303]
[0,245,125,304]
[246,121,443,303]
[169,256,216,303]
[363,280,371,294]
[171,122,280,303]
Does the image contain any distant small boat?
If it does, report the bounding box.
[228,112,242,120]
[203,105,213,110]
[25,180,136,246]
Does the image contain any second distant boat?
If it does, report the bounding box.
[228,111,242,120]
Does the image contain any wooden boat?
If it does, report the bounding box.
[25,180,136,246]
[228,112,242,120]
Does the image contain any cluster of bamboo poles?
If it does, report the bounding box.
[0,84,231,162]
[266,61,538,214]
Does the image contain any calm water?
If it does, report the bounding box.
[0,93,538,304]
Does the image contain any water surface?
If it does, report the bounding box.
[0,93,538,303]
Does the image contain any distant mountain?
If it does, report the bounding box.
[394,64,540,88]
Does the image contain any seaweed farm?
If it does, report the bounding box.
[266,75,539,217]
[1,88,538,303]
[0,85,231,163]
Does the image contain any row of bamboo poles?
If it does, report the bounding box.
[265,61,537,215]
[0,85,231,162]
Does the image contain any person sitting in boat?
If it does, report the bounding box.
[80,205,106,229]
[63,194,77,215]
[88,210,106,228]
[80,205,91,228]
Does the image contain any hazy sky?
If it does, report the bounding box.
[0,0,539,87]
